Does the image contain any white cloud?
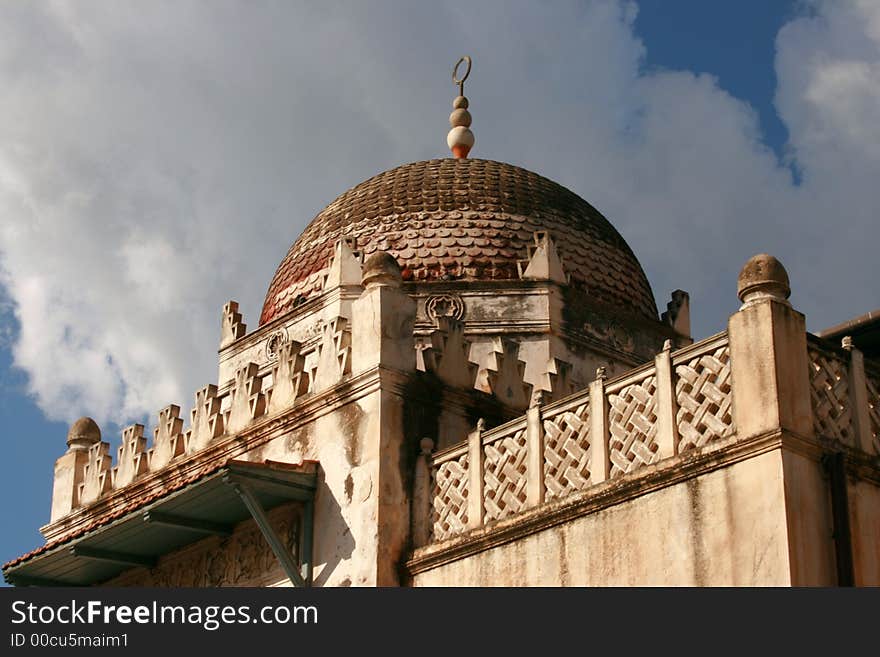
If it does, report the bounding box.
[0,0,877,429]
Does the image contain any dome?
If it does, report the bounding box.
[261,158,657,325]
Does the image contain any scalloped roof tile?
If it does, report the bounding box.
[260,158,657,324]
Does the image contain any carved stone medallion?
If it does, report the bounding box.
[426,294,465,323]
[265,329,289,362]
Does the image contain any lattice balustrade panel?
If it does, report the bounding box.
[866,374,880,455]
[483,428,528,522]
[808,348,852,443]
[608,375,659,478]
[543,403,591,500]
[430,452,469,541]
[675,346,735,451]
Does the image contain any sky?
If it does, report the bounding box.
[1,0,878,573]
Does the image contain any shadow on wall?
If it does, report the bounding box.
[311,471,355,587]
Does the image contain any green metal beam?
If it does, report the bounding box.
[301,499,314,586]
[70,545,156,569]
[142,509,233,537]
[224,475,306,587]
[226,475,316,501]
[6,573,77,587]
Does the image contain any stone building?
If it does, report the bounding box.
[4,70,879,587]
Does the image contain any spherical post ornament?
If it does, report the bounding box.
[736,253,792,308]
[448,56,475,158]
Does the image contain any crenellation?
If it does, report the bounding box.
[220,301,247,348]
[662,290,691,339]
[78,441,112,506]
[226,362,267,434]
[185,384,224,454]
[267,340,309,415]
[483,337,530,410]
[149,404,185,470]
[113,424,147,488]
[423,316,477,389]
[313,317,352,391]
[519,231,567,285]
[323,238,364,290]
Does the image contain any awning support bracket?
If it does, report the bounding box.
[142,509,234,537]
[70,545,157,569]
[224,475,309,587]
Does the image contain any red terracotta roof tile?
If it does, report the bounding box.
[260,158,657,324]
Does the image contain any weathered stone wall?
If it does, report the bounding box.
[849,478,880,586]
[411,450,792,586]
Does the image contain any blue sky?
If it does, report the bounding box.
[1,0,878,575]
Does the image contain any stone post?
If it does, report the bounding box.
[50,418,101,522]
[351,253,416,374]
[347,252,417,585]
[729,254,831,585]
[728,254,813,439]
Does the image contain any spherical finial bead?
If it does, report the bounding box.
[419,437,435,456]
[737,253,791,305]
[447,126,475,158]
[453,95,469,109]
[67,417,101,451]
[449,108,472,128]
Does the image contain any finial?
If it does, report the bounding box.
[447,56,475,158]
[737,253,791,307]
[67,417,102,451]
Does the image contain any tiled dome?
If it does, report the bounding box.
[260,158,657,325]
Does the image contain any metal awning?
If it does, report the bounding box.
[3,460,317,587]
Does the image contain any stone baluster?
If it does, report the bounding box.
[842,336,873,454]
[589,367,610,484]
[654,339,680,459]
[526,389,545,507]
[467,419,485,529]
